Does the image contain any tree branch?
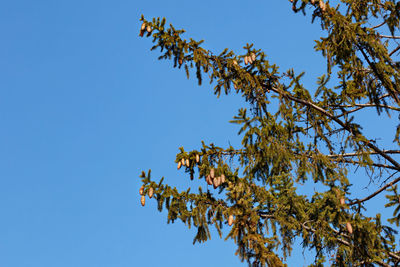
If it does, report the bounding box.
[267,86,400,171]
[332,103,400,112]
[332,158,399,171]
[349,176,400,206]
[328,150,400,158]
[378,34,400,39]
[356,43,400,105]
[259,214,395,266]
[372,21,387,29]
[389,44,400,57]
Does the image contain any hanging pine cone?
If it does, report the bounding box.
[346,222,353,234]
[206,175,213,185]
[148,187,154,198]
[141,195,146,206]
[139,22,146,37]
[177,161,182,170]
[210,168,215,179]
[213,177,220,189]
[228,215,234,226]
[340,198,345,206]
[139,185,144,196]
[248,55,253,64]
[196,154,200,163]
[221,174,225,184]
[185,159,190,167]
[181,158,185,166]
[251,53,256,62]
[319,0,326,11]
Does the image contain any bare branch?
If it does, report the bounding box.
[378,34,400,39]
[349,176,400,206]
[390,44,400,57]
[333,94,391,119]
[333,158,399,171]
[332,103,400,112]
[328,150,400,158]
[372,21,387,29]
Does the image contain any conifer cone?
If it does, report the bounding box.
[244,56,248,65]
[213,176,220,189]
[178,58,183,65]
[185,159,190,167]
[177,161,182,170]
[206,175,213,185]
[228,215,234,226]
[233,60,238,66]
[210,168,215,179]
[146,25,151,33]
[181,158,185,166]
[141,195,146,206]
[248,55,253,64]
[148,187,154,198]
[251,53,256,62]
[346,222,353,234]
[340,198,345,206]
[213,179,218,189]
[139,22,146,37]
[139,185,144,196]
[319,1,326,11]
[195,154,200,163]
[218,176,222,186]
[221,174,225,184]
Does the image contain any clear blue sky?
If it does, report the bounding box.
[1,1,397,266]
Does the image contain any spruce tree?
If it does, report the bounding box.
[138,1,400,266]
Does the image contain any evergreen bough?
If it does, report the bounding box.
[138,1,400,266]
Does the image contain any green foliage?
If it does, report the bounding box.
[138,1,400,266]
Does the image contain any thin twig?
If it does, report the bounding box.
[372,21,386,29]
[389,44,400,57]
[379,34,400,39]
[328,150,400,158]
[333,158,399,171]
[332,94,391,119]
[349,176,400,206]
[333,103,400,112]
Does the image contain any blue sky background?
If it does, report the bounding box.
[1,1,398,266]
